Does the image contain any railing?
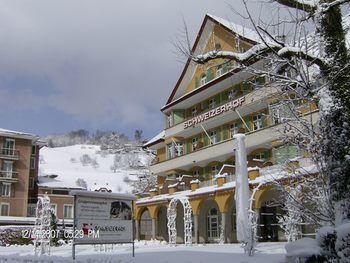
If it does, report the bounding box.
[0,170,19,179]
[198,178,216,188]
[0,148,20,159]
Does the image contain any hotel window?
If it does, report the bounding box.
[30,157,36,170]
[211,165,220,176]
[230,123,239,138]
[27,204,36,217]
[216,65,223,77]
[29,177,35,189]
[270,102,293,125]
[192,137,199,151]
[0,183,11,197]
[252,114,263,131]
[167,143,175,159]
[167,114,173,128]
[191,106,198,117]
[0,203,10,216]
[210,130,217,145]
[215,43,222,51]
[31,145,36,155]
[208,98,216,109]
[193,169,200,177]
[200,74,207,86]
[254,152,266,162]
[175,142,184,157]
[64,204,74,219]
[228,89,235,100]
[207,207,220,240]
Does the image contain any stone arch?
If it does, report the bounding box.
[167,197,193,246]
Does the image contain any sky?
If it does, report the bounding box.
[0,0,288,140]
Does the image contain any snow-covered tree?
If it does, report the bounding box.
[130,157,157,194]
[76,178,88,189]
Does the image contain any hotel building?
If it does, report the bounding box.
[135,14,318,243]
[0,128,45,218]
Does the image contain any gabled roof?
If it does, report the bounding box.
[143,131,165,148]
[162,14,260,111]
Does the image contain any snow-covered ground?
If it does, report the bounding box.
[38,145,150,193]
[0,241,286,262]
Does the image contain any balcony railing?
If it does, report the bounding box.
[0,148,20,160]
[0,170,19,180]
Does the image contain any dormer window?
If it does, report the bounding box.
[216,65,223,77]
[200,74,207,86]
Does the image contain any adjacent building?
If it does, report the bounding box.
[0,128,45,218]
[135,14,318,243]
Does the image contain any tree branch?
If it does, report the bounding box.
[274,0,317,13]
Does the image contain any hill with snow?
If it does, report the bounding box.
[38,144,152,193]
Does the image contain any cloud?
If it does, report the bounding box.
[0,0,288,137]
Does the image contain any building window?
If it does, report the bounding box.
[193,169,200,177]
[210,130,217,145]
[63,204,74,219]
[140,210,152,239]
[50,204,57,215]
[207,207,220,240]
[208,98,216,109]
[52,189,69,195]
[215,43,222,51]
[254,152,266,162]
[31,145,36,155]
[175,142,184,157]
[30,157,36,170]
[27,204,36,217]
[269,102,293,125]
[252,114,263,131]
[2,161,13,178]
[167,143,175,159]
[230,123,239,138]
[228,89,236,100]
[192,137,199,151]
[0,183,11,197]
[167,114,173,128]
[3,139,15,156]
[0,203,10,216]
[211,165,220,176]
[191,107,198,117]
[200,74,207,86]
[216,65,223,77]
[29,177,35,189]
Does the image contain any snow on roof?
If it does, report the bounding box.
[207,14,267,44]
[0,128,38,139]
[143,131,165,147]
[38,144,150,193]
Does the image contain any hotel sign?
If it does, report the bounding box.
[184,96,245,129]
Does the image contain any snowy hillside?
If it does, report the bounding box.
[38,145,151,193]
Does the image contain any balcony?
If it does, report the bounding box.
[150,110,319,175]
[165,85,281,139]
[0,170,19,182]
[0,148,19,160]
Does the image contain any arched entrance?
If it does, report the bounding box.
[167,197,193,246]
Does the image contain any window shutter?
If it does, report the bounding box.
[215,93,221,105]
[223,125,229,140]
[242,82,251,93]
[206,68,214,82]
[257,76,265,85]
[186,141,191,154]
[222,90,229,102]
[243,116,251,131]
[217,129,221,142]
[204,134,209,146]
